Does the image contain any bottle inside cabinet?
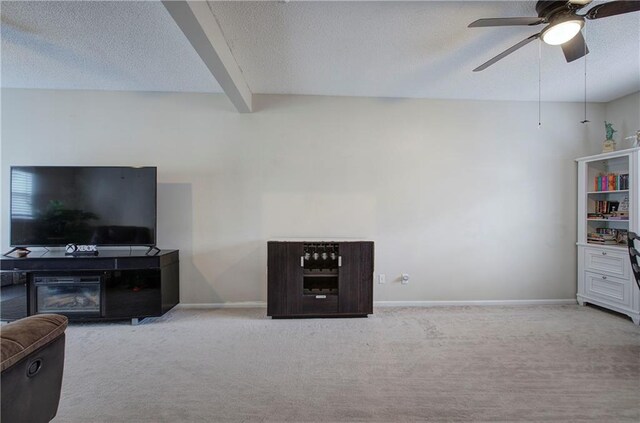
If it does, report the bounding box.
[302,243,339,295]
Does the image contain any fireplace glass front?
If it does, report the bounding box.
[33,276,101,316]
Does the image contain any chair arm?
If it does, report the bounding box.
[1,314,68,372]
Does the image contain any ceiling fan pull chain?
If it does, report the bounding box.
[581,24,590,124]
[538,38,542,128]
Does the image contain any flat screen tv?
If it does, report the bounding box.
[10,166,157,247]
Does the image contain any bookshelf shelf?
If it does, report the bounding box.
[587,189,629,194]
[576,242,627,251]
[586,242,627,248]
[576,148,639,325]
[586,219,629,222]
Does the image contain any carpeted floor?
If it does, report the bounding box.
[54,305,640,422]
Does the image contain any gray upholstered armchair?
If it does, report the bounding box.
[1,314,68,423]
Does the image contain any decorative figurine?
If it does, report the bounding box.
[605,121,617,140]
[602,121,617,153]
[624,130,640,148]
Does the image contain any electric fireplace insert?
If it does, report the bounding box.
[32,275,102,317]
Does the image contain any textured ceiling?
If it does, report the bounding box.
[209,0,640,102]
[0,0,223,93]
[1,1,638,102]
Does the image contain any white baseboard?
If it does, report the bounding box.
[178,299,577,309]
[373,299,577,307]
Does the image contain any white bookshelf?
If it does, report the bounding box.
[576,148,640,324]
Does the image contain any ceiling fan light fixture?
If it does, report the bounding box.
[541,18,584,45]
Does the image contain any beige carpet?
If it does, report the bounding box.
[54,305,640,422]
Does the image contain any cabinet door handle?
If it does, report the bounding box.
[300,256,304,267]
[602,275,607,280]
[338,256,342,267]
[602,251,607,256]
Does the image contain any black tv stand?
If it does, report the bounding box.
[0,249,179,324]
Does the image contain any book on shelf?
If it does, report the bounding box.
[587,228,628,245]
[607,216,629,221]
[593,173,629,191]
[595,228,619,235]
[588,234,616,240]
[621,174,629,189]
[586,210,628,220]
[593,200,619,213]
[587,233,619,244]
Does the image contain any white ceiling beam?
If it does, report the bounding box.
[163,1,252,113]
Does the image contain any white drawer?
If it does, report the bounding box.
[584,271,632,307]
[583,248,629,278]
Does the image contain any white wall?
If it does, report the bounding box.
[605,91,640,150]
[1,89,607,303]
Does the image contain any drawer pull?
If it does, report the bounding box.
[602,252,607,256]
[315,295,327,299]
[602,275,607,280]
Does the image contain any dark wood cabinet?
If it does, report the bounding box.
[267,241,373,318]
[267,242,303,316]
[338,242,374,314]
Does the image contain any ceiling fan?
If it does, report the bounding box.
[469,0,640,72]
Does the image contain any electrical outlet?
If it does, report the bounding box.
[378,274,386,284]
[401,273,410,284]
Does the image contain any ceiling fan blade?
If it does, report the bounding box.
[561,31,589,62]
[468,17,545,28]
[585,0,640,19]
[569,0,593,7]
[473,33,540,72]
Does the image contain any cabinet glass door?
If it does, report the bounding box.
[36,283,101,315]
